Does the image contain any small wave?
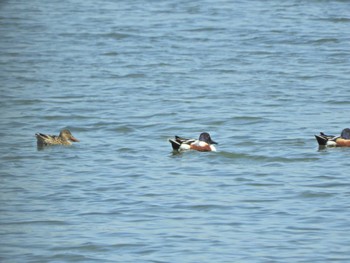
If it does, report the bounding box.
[309,38,339,44]
[101,51,119,56]
[315,17,350,23]
[184,27,226,32]
[1,220,69,226]
[218,151,319,163]
[325,99,350,105]
[172,204,231,211]
[298,191,335,199]
[103,32,135,40]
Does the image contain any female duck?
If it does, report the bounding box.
[36,129,79,147]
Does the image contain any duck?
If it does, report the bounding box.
[315,128,350,147]
[169,132,218,152]
[36,129,79,147]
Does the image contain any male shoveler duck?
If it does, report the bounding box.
[169,132,218,152]
[36,129,79,147]
[315,128,350,147]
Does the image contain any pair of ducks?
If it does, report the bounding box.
[35,129,217,151]
[169,128,350,151]
[36,128,350,151]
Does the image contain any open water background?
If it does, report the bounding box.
[1,0,350,262]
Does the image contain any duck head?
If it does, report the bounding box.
[60,129,80,142]
[199,132,217,145]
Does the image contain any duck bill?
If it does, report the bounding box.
[211,140,218,145]
[70,136,80,142]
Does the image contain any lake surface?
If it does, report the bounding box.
[1,0,350,262]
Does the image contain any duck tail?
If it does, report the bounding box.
[169,139,181,151]
[315,134,328,146]
[36,133,46,139]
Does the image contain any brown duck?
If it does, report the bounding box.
[36,129,79,147]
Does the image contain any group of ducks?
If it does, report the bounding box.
[36,128,350,151]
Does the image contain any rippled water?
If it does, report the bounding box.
[1,0,350,262]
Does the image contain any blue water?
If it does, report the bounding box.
[1,1,350,262]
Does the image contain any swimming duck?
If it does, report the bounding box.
[36,129,79,147]
[169,132,218,152]
[315,128,350,147]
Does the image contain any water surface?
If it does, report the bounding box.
[1,1,350,262]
